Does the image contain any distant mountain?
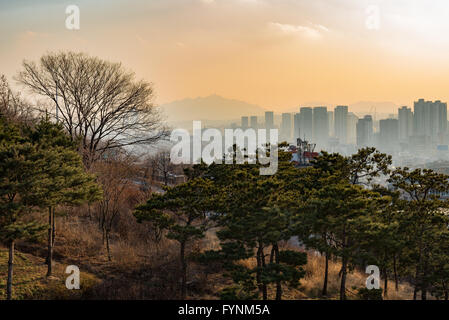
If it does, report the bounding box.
[349,101,399,114]
[160,94,267,123]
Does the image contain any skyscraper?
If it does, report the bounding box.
[379,118,399,151]
[413,99,447,143]
[436,100,448,142]
[334,105,348,144]
[398,106,413,142]
[356,115,373,147]
[347,112,358,145]
[313,107,328,149]
[281,113,292,142]
[293,113,301,141]
[250,116,258,129]
[327,111,334,137]
[241,116,249,129]
[299,107,313,141]
[265,111,274,130]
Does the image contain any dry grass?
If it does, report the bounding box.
[4,211,417,300]
[200,238,415,300]
[300,251,414,300]
[0,246,98,300]
[53,215,419,300]
[54,215,184,299]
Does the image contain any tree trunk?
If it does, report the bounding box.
[442,281,448,301]
[322,251,329,297]
[47,206,53,277]
[269,246,275,264]
[180,241,187,299]
[52,207,56,247]
[256,246,262,298]
[7,240,14,300]
[256,245,267,300]
[339,256,347,300]
[393,255,399,291]
[257,242,268,300]
[383,269,388,299]
[274,243,282,300]
[106,230,112,262]
[413,265,419,300]
[421,288,427,300]
[258,243,267,300]
[421,258,428,300]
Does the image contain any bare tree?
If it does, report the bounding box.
[17,52,167,166]
[148,151,175,186]
[0,75,34,123]
[93,151,139,261]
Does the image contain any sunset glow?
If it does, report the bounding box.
[2,0,449,111]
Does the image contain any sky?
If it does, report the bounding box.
[2,0,449,112]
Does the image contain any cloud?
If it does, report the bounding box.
[268,22,329,39]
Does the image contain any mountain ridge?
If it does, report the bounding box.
[160,94,267,123]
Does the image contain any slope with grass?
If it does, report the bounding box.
[0,246,98,300]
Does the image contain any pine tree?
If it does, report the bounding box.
[0,118,46,299]
[199,147,307,300]
[388,167,449,300]
[295,152,347,297]
[25,118,102,277]
[134,178,216,299]
[362,185,404,298]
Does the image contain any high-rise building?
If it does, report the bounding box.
[313,107,328,148]
[334,106,348,144]
[413,99,447,143]
[347,112,358,145]
[281,113,292,142]
[398,106,413,142]
[241,116,249,129]
[356,115,373,147]
[250,116,258,129]
[379,118,399,151]
[436,100,448,142]
[293,113,301,141]
[413,99,429,136]
[265,111,274,129]
[327,111,334,137]
[299,107,313,141]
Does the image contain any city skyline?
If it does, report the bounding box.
[235,98,449,160]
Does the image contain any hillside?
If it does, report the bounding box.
[0,221,415,300]
[0,247,98,300]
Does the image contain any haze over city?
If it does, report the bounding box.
[2,0,449,112]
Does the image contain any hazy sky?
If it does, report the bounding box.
[2,0,449,112]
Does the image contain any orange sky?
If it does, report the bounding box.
[2,0,449,112]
